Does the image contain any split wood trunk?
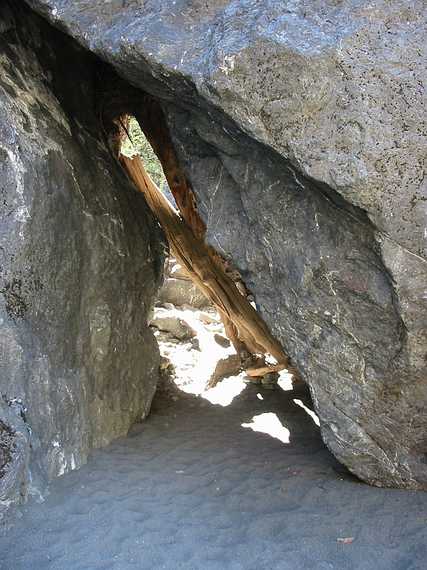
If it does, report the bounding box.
[120,154,292,371]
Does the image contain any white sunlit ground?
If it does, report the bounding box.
[153,304,308,440]
[2,306,427,570]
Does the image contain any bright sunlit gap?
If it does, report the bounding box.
[123,116,299,412]
[155,306,235,393]
[241,412,290,444]
[293,398,320,426]
[203,375,247,407]
[122,117,248,407]
[278,371,294,391]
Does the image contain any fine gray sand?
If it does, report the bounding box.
[1,382,426,570]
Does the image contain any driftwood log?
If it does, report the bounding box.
[121,154,295,375]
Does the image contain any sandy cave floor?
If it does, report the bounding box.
[1,306,427,570]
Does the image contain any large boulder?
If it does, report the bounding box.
[159,278,210,309]
[23,1,427,488]
[0,1,164,512]
[150,308,197,341]
[158,259,210,309]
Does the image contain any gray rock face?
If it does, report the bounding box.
[22,0,427,488]
[0,1,164,511]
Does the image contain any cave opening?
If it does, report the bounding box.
[95,68,305,403]
[113,109,325,480]
[102,105,325,460]
[2,3,427,562]
[115,110,307,408]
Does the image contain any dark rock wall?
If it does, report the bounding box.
[0,2,164,511]
[168,107,410,487]
[21,0,427,488]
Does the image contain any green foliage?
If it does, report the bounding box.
[121,117,167,189]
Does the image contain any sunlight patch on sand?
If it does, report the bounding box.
[241,412,290,444]
[278,372,294,391]
[293,399,320,426]
[203,375,246,407]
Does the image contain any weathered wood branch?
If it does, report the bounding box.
[121,154,292,369]
[133,101,206,239]
[131,104,253,355]
[245,363,286,377]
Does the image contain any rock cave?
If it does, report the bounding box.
[0,1,426,568]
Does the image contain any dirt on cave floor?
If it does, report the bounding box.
[1,303,427,570]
